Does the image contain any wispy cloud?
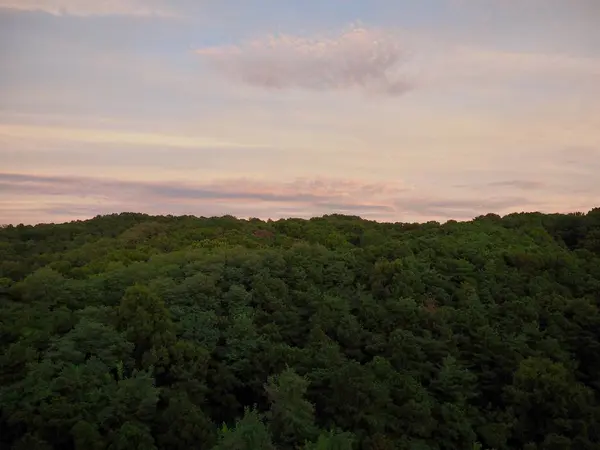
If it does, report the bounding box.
[394,196,535,221]
[0,172,408,204]
[560,146,600,167]
[0,123,270,149]
[0,172,407,224]
[454,180,547,191]
[403,40,600,93]
[444,47,600,82]
[196,25,412,96]
[0,0,176,17]
[2,171,594,225]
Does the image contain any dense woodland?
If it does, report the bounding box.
[1,209,600,450]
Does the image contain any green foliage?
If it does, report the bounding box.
[212,407,275,450]
[304,429,355,450]
[2,209,600,449]
[265,367,318,447]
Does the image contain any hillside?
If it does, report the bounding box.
[1,209,600,450]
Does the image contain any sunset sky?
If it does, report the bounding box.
[1,0,599,224]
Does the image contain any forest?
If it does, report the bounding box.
[1,208,600,450]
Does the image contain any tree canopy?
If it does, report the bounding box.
[1,209,600,449]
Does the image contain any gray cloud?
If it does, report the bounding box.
[485,180,546,190]
[0,0,176,17]
[1,172,406,224]
[3,172,593,225]
[196,25,412,96]
[560,146,600,167]
[453,179,547,191]
[394,196,536,221]
[1,172,321,203]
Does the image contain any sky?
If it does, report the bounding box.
[1,0,599,224]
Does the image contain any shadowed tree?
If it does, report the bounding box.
[212,407,275,450]
[265,367,318,449]
[117,284,175,372]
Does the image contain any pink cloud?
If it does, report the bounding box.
[2,171,585,225]
[196,25,412,96]
[0,0,176,17]
[0,172,407,224]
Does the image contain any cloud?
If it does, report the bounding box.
[0,172,407,224]
[408,43,600,94]
[394,196,535,221]
[0,172,406,205]
[0,123,270,149]
[195,21,600,97]
[196,25,412,96]
[450,47,600,80]
[0,0,175,17]
[486,180,546,190]
[2,171,595,226]
[559,146,600,166]
[453,179,547,191]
